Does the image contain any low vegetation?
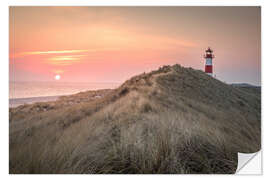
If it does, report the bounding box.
[9,64,261,174]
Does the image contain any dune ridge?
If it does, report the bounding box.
[9,64,261,174]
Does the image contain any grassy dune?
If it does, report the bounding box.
[9,64,261,174]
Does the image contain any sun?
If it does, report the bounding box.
[55,74,61,80]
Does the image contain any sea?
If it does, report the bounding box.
[9,81,120,108]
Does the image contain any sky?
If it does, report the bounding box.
[9,7,261,85]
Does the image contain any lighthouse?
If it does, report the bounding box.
[204,47,214,76]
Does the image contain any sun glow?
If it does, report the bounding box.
[55,75,61,80]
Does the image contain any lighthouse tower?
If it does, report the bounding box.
[204,47,214,76]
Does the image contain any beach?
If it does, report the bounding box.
[9,96,60,108]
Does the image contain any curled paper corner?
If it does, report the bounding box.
[236,150,261,174]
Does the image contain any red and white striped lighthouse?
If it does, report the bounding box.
[204,47,214,76]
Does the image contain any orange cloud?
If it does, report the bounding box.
[48,55,87,61]
[22,49,90,55]
[47,55,87,66]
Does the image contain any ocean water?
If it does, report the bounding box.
[9,81,120,107]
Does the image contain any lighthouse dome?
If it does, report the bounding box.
[206,47,213,53]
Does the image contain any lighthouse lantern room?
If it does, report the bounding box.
[204,47,214,76]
